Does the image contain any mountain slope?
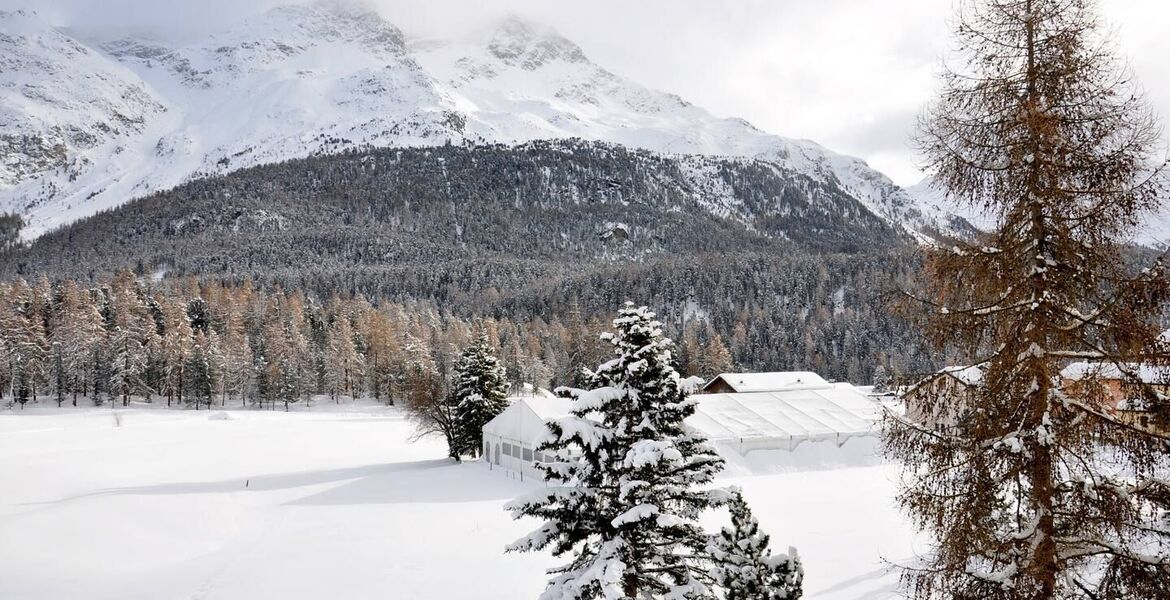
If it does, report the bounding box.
[3,140,903,281]
[0,10,168,195]
[0,3,966,241]
[2,140,933,380]
[907,175,1170,248]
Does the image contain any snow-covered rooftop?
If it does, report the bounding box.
[703,371,831,393]
[1060,361,1170,384]
[937,365,985,387]
[689,388,880,444]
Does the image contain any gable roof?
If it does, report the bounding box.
[483,395,569,443]
[1061,361,1170,384]
[703,371,830,393]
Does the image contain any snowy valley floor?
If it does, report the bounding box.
[0,402,918,599]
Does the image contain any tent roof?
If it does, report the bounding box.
[526,396,573,420]
[703,371,830,393]
[688,387,879,442]
[483,395,572,443]
[485,385,880,445]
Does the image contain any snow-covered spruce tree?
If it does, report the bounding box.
[888,1,1170,598]
[183,338,215,410]
[452,333,509,458]
[707,487,803,600]
[871,364,891,394]
[506,303,726,599]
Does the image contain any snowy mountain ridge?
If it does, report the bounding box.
[3,2,966,240]
[906,174,1170,249]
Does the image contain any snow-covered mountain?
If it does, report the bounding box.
[2,2,965,240]
[907,175,1170,249]
[0,10,168,193]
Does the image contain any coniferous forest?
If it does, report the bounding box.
[0,141,939,391]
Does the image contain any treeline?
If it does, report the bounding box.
[0,273,752,409]
[0,212,21,253]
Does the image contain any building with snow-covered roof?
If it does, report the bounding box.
[904,361,1169,433]
[483,373,882,478]
[902,365,986,430]
[687,385,880,456]
[1060,362,1169,432]
[702,371,830,394]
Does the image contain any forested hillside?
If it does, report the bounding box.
[1,141,932,382]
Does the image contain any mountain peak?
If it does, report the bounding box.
[486,16,588,69]
[0,8,50,34]
[233,1,406,56]
[0,2,985,244]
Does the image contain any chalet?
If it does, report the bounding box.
[1060,361,1169,432]
[903,362,1168,433]
[702,371,831,394]
[901,365,985,430]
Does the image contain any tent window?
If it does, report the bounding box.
[503,443,513,457]
[534,452,545,462]
[522,448,533,461]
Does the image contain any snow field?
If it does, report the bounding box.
[0,403,916,599]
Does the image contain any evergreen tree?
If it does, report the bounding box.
[507,304,726,599]
[889,1,1170,598]
[186,297,211,335]
[871,364,891,394]
[452,333,510,457]
[0,212,22,253]
[184,338,215,410]
[707,488,803,600]
[12,364,30,408]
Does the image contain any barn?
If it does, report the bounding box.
[482,372,882,477]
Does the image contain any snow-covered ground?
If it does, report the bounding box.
[0,401,916,599]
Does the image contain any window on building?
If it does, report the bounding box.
[503,443,513,457]
[522,448,533,461]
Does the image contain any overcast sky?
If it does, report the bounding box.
[7,0,1169,186]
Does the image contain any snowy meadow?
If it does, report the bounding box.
[0,402,914,600]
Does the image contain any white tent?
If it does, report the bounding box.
[687,385,880,455]
[482,395,571,477]
[482,375,881,477]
